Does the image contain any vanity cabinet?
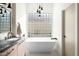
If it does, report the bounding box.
[8,41,26,56]
[8,44,18,56]
[0,44,18,56]
[18,41,26,56]
[8,40,26,56]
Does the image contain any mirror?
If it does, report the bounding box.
[0,9,11,33]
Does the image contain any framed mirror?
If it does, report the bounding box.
[0,8,11,33]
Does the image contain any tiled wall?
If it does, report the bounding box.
[28,13,52,37]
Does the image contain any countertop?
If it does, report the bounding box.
[0,37,25,53]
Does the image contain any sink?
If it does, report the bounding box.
[0,38,20,52]
[0,40,13,52]
[6,38,20,42]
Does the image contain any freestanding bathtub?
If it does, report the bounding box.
[25,37,57,53]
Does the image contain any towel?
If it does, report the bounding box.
[17,23,22,36]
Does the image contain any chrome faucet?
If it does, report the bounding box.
[5,32,15,40]
[7,32,14,39]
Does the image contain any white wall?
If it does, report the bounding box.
[53,3,72,55]
[16,3,53,37]
[26,3,53,14]
[16,3,27,36]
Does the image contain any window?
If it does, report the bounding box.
[28,13,52,37]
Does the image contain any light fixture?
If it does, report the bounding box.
[4,9,7,13]
[7,3,11,8]
[39,5,41,9]
[37,9,39,13]
[39,5,43,10]
[41,7,43,10]
[36,5,43,17]
[0,9,2,14]
[38,10,41,14]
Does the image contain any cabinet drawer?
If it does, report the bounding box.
[8,44,18,56]
[18,41,26,56]
[0,44,17,56]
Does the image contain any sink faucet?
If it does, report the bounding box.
[5,32,15,40]
[7,32,14,39]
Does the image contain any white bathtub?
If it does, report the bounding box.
[25,37,57,53]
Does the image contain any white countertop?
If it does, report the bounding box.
[25,37,57,42]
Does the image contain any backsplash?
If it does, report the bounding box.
[28,13,52,37]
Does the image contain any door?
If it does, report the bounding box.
[62,4,76,56]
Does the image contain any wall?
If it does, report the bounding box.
[53,3,73,55]
[26,3,53,37]
[16,3,27,36]
[12,3,16,35]
[77,3,79,55]
[26,3,53,14]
